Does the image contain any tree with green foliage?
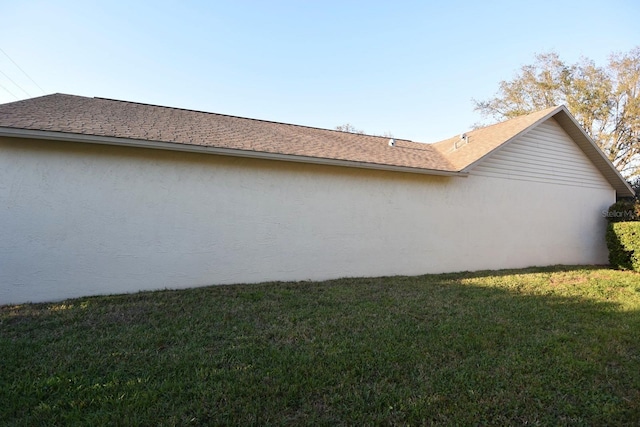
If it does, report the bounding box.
[474,47,640,177]
[631,177,640,201]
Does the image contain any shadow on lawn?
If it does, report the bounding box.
[1,265,640,425]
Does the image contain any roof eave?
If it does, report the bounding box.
[0,127,467,178]
[551,107,635,198]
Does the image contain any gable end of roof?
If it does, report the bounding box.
[434,105,633,198]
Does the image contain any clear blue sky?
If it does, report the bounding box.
[1,0,638,142]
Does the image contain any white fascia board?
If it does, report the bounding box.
[0,127,468,178]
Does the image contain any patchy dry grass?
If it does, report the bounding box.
[2,265,640,425]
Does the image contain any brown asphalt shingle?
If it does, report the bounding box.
[0,94,457,172]
[0,94,577,176]
[431,106,560,171]
[1,94,633,196]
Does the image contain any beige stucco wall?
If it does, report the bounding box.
[0,136,615,304]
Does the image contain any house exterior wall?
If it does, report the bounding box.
[0,135,615,304]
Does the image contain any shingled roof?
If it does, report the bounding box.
[0,94,458,176]
[0,94,633,196]
[431,106,560,170]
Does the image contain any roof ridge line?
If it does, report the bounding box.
[430,105,563,146]
[471,105,562,132]
[93,96,412,142]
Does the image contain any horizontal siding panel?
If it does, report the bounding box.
[473,167,612,190]
[516,136,586,157]
[471,165,612,190]
[518,129,592,152]
[471,164,609,188]
[488,150,599,174]
[492,143,594,165]
[491,147,595,172]
[470,118,611,190]
[482,154,605,181]
[517,134,589,155]
[475,164,609,187]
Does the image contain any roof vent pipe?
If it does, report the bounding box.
[454,133,469,150]
[388,138,396,147]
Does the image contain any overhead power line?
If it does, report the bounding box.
[0,46,46,95]
[0,67,31,97]
[0,81,19,100]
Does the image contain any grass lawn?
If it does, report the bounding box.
[2,265,640,425]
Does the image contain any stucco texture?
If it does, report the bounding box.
[0,137,614,304]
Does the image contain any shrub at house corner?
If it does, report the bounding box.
[605,200,640,222]
[606,200,640,271]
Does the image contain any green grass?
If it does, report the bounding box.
[2,265,640,425]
